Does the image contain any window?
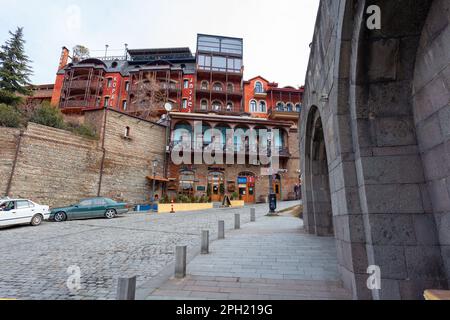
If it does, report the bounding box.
[104,97,110,107]
[122,100,127,111]
[213,82,223,92]
[79,199,93,207]
[226,102,233,111]
[259,101,267,113]
[286,103,294,112]
[16,200,30,209]
[107,78,112,88]
[254,81,264,94]
[250,100,257,112]
[200,100,208,110]
[183,79,189,89]
[125,81,130,92]
[182,99,188,109]
[296,103,302,112]
[212,101,222,111]
[124,126,130,137]
[227,83,234,92]
[201,81,209,90]
[276,102,285,111]
[179,171,195,196]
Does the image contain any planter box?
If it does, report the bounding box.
[157,203,214,213]
[230,200,245,207]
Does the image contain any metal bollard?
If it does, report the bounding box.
[116,276,136,300]
[175,246,187,279]
[201,230,209,254]
[251,208,256,222]
[218,221,225,239]
[235,214,240,229]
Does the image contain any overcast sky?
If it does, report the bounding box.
[0,0,319,87]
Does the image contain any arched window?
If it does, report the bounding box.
[201,81,209,90]
[276,102,285,111]
[227,83,234,92]
[259,101,267,113]
[226,102,233,111]
[213,82,223,91]
[286,103,294,112]
[295,103,302,112]
[124,126,130,138]
[212,100,223,111]
[250,100,258,112]
[200,99,208,110]
[254,81,264,94]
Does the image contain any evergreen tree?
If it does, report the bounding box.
[0,27,33,97]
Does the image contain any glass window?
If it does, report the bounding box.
[296,104,302,112]
[183,79,189,89]
[212,101,222,111]
[79,199,93,207]
[107,78,112,88]
[104,97,110,107]
[182,99,188,109]
[250,100,257,112]
[255,82,264,93]
[226,102,233,111]
[259,101,267,113]
[227,83,234,92]
[122,100,127,111]
[213,82,223,91]
[16,200,30,209]
[125,81,130,92]
[286,103,293,112]
[201,81,209,90]
[276,102,285,111]
[200,100,208,110]
[212,56,226,71]
[92,198,107,206]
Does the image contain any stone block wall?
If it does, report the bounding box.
[1,109,166,207]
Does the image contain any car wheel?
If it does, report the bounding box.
[31,214,43,226]
[54,212,67,222]
[105,209,116,219]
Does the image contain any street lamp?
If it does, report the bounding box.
[267,130,277,216]
[151,159,159,209]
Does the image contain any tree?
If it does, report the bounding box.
[0,27,33,97]
[72,45,90,62]
[130,73,167,120]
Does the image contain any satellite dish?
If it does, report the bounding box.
[164,102,173,112]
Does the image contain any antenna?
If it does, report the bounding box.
[105,44,109,58]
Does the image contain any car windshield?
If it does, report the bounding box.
[104,198,117,205]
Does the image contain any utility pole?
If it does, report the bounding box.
[267,130,277,216]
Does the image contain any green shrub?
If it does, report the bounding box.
[67,122,98,140]
[0,104,22,127]
[231,192,239,201]
[0,89,23,106]
[30,103,65,129]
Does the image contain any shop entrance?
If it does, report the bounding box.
[237,172,256,204]
[208,172,224,202]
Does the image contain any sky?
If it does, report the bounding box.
[0,0,319,87]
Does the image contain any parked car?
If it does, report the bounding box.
[50,197,129,222]
[0,199,50,227]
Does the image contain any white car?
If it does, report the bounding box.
[0,199,50,227]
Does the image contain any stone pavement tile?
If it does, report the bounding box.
[189,291,229,299]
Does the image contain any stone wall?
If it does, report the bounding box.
[301,0,449,299]
[1,109,166,207]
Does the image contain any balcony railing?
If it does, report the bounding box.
[62,100,100,108]
[66,79,103,90]
[196,87,243,96]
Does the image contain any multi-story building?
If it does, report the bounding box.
[49,34,303,204]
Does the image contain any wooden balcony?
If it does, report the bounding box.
[268,107,301,121]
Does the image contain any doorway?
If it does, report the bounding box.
[272,174,282,201]
[237,172,256,203]
[208,172,224,202]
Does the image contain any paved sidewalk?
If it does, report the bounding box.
[145,212,351,300]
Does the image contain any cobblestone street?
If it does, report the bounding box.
[0,201,299,300]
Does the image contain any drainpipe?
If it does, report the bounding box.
[97,108,108,197]
[5,130,23,197]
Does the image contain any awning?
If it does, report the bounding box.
[146,176,170,182]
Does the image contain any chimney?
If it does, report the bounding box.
[57,46,70,71]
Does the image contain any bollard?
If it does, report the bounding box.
[201,230,209,254]
[170,200,175,213]
[175,246,187,279]
[250,208,256,222]
[218,221,225,239]
[235,214,240,230]
[116,276,136,300]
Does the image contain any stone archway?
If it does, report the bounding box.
[301,0,449,300]
[304,107,334,237]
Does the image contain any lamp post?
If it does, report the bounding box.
[151,159,159,209]
[267,130,277,216]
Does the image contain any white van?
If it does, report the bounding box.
[0,199,50,227]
